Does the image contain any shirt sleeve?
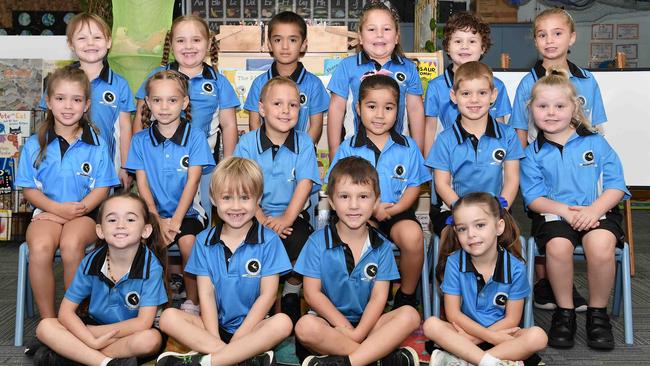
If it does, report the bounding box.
[124,133,145,172]
[504,126,525,160]
[405,62,424,96]
[327,58,351,99]
[217,74,240,109]
[135,68,158,100]
[405,138,430,186]
[93,142,120,188]
[15,140,38,189]
[519,146,546,207]
[324,139,351,184]
[184,230,211,276]
[189,129,217,174]
[425,132,452,171]
[64,256,93,304]
[424,79,440,117]
[376,241,400,281]
[139,256,169,306]
[118,77,136,113]
[296,133,322,190]
[243,76,263,113]
[308,75,331,115]
[440,252,462,296]
[589,79,608,126]
[598,136,630,199]
[38,93,47,110]
[493,79,512,118]
[233,132,253,159]
[507,258,530,300]
[293,234,322,278]
[510,76,532,131]
[261,230,292,276]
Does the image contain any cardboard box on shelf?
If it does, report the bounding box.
[472,0,519,23]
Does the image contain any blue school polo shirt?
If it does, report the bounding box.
[65,243,168,325]
[441,246,529,328]
[185,219,291,333]
[39,60,136,169]
[328,127,429,204]
[15,124,119,204]
[425,116,524,200]
[125,119,215,219]
[243,62,329,133]
[511,61,607,139]
[234,126,321,217]
[520,126,630,209]
[327,52,423,136]
[424,64,512,131]
[294,223,400,322]
[136,62,240,138]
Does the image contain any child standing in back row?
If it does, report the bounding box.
[245,11,329,144]
[327,1,425,160]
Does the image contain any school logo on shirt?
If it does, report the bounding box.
[180,155,190,170]
[102,91,116,104]
[395,72,406,83]
[300,93,307,106]
[581,150,595,166]
[125,291,140,309]
[577,95,586,106]
[493,292,508,308]
[245,258,261,277]
[492,148,506,164]
[393,164,405,179]
[80,162,92,175]
[202,82,214,94]
[363,263,378,280]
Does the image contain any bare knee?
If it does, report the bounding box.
[28,240,57,264]
[423,317,446,338]
[392,226,423,253]
[394,305,421,330]
[545,239,573,261]
[268,313,293,338]
[36,318,61,340]
[159,308,183,333]
[295,316,324,345]
[522,326,548,352]
[59,236,87,260]
[129,329,162,355]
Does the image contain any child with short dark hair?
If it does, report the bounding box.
[426,62,523,237]
[328,74,428,309]
[244,11,329,144]
[156,157,293,366]
[295,156,420,366]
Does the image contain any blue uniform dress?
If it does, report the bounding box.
[511,61,607,142]
[441,246,529,328]
[294,223,400,323]
[424,64,512,132]
[244,62,330,133]
[425,116,524,235]
[185,219,292,335]
[327,52,423,138]
[328,127,429,235]
[15,123,119,216]
[234,126,321,260]
[125,119,215,231]
[520,126,630,251]
[65,243,168,325]
[39,60,136,174]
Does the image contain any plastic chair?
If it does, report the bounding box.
[523,237,633,345]
[428,235,530,324]
[14,242,96,346]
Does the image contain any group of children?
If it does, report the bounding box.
[16,2,630,366]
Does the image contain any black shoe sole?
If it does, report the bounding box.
[548,338,575,348]
[587,339,615,350]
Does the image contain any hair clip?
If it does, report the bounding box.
[445,215,454,226]
[360,69,394,82]
[497,196,508,209]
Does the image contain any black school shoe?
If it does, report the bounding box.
[548,307,577,348]
[586,307,615,350]
[237,351,276,366]
[107,357,139,366]
[281,293,302,327]
[533,279,587,312]
[302,355,351,366]
[392,289,419,310]
[23,337,44,356]
[379,347,419,366]
[33,346,83,366]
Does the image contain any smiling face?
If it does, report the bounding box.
[68,20,111,64]
[530,84,576,137]
[259,82,300,134]
[328,176,378,231]
[447,29,484,68]
[214,188,259,231]
[96,196,152,250]
[452,203,504,259]
[45,80,90,128]
[145,78,189,126]
[451,77,497,122]
[357,87,398,138]
[268,22,306,66]
[171,20,209,69]
[534,14,576,64]
[359,9,399,64]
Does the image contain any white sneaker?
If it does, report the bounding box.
[429,349,470,366]
[180,300,200,316]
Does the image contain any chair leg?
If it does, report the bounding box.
[612,258,622,317]
[622,243,634,345]
[432,236,441,318]
[523,237,536,328]
[421,236,431,319]
[14,242,28,347]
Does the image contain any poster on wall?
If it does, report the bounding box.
[0,59,43,111]
[616,24,639,40]
[590,43,613,62]
[591,24,614,40]
[0,111,31,145]
[616,44,638,60]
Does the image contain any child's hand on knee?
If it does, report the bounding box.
[32,212,68,224]
[335,325,363,343]
[374,202,393,222]
[451,322,481,344]
[569,206,602,231]
[87,328,119,350]
[266,215,293,239]
[59,201,87,219]
[489,327,519,345]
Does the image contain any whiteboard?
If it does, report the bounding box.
[495,70,650,187]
